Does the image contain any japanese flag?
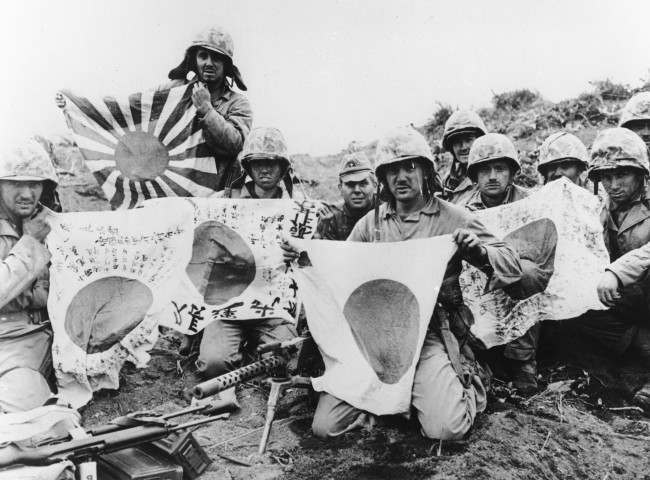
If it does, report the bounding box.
[294,236,456,415]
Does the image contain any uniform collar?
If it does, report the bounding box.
[466,184,517,210]
[384,197,439,219]
[0,209,19,238]
[242,181,285,199]
[606,192,650,233]
[189,78,234,102]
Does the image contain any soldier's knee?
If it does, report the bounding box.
[417,393,476,441]
[419,409,472,440]
[311,414,336,440]
[195,351,242,378]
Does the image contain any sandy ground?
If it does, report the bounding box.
[78,331,650,480]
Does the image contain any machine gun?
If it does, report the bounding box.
[190,335,315,453]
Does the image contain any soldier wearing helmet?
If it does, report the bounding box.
[460,134,550,394]
[55,25,253,194]
[463,133,528,211]
[215,127,297,199]
[441,110,488,205]
[0,140,59,412]
[168,26,253,192]
[537,132,589,186]
[191,127,299,407]
[316,151,377,240]
[285,126,523,441]
[567,127,650,409]
[619,92,650,150]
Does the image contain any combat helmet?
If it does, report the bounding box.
[588,127,649,180]
[0,139,59,186]
[618,91,650,128]
[537,132,589,175]
[239,127,292,175]
[374,126,435,179]
[467,133,520,181]
[442,110,488,152]
[168,26,247,91]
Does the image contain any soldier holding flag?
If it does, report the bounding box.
[284,126,523,440]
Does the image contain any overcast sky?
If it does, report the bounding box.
[1,0,648,155]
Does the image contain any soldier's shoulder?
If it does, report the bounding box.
[226,89,251,107]
[437,197,473,217]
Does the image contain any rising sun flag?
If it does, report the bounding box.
[59,84,219,209]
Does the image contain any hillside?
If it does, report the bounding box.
[291,76,650,201]
[44,75,649,210]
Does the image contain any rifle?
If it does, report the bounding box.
[0,414,222,469]
[190,335,315,453]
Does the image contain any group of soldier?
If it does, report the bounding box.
[0,25,649,447]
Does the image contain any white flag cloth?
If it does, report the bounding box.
[149,197,318,332]
[294,236,456,415]
[48,204,194,407]
[47,198,318,407]
[460,178,609,348]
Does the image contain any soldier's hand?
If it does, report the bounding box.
[317,204,334,221]
[23,208,52,242]
[55,92,66,109]
[597,271,621,307]
[281,236,301,263]
[192,83,212,116]
[452,228,487,262]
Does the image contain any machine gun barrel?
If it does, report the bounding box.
[192,356,285,399]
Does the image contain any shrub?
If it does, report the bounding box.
[492,89,541,111]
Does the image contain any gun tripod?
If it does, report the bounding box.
[191,336,315,455]
[258,370,311,454]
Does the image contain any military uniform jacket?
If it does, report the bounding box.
[164,79,253,191]
[0,216,50,340]
[443,161,474,205]
[316,200,376,241]
[608,241,650,287]
[462,184,529,211]
[601,195,650,302]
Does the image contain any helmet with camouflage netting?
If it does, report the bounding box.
[442,110,488,151]
[467,133,520,181]
[0,139,59,186]
[587,127,649,180]
[168,25,247,91]
[240,127,291,173]
[537,132,589,174]
[618,92,650,128]
[374,126,435,178]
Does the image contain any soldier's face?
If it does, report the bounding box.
[625,120,650,147]
[451,132,479,164]
[476,160,513,199]
[195,48,226,84]
[249,159,283,191]
[339,172,375,210]
[384,160,425,202]
[600,168,644,205]
[543,160,583,184]
[0,180,43,219]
